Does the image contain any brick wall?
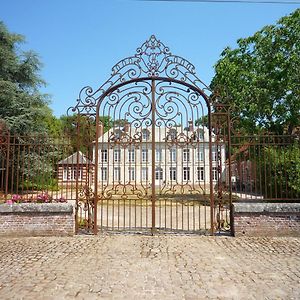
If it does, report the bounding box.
[233,203,300,237]
[0,203,74,237]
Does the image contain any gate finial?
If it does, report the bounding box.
[135,35,170,76]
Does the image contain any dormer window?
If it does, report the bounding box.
[196,129,204,140]
[109,129,124,142]
[168,129,177,140]
[114,129,123,139]
[142,129,150,141]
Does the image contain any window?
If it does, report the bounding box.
[114,149,121,162]
[183,167,190,181]
[73,168,82,181]
[196,147,204,162]
[101,149,108,162]
[101,167,107,181]
[212,167,218,181]
[197,167,204,181]
[169,148,176,162]
[156,148,162,162]
[63,166,82,181]
[142,129,150,141]
[246,168,250,182]
[128,149,135,162]
[183,149,190,162]
[142,148,148,162]
[241,166,245,180]
[155,167,163,180]
[128,167,135,181]
[197,129,204,140]
[142,167,148,181]
[169,167,177,181]
[212,147,217,162]
[63,167,68,181]
[114,167,121,181]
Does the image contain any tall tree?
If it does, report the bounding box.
[59,115,112,153]
[0,22,65,193]
[0,21,51,134]
[211,9,300,134]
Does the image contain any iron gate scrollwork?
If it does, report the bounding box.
[68,35,233,235]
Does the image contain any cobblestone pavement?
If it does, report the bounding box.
[0,235,299,299]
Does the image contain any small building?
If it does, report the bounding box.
[57,151,94,186]
[227,144,256,193]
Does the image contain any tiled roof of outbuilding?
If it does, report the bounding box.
[57,151,93,165]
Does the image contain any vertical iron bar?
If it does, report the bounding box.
[258,136,262,198]
[208,106,214,235]
[16,138,21,195]
[10,135,16,195]
[5,131,10,199]
[94,115,99,234]
[227,111,234,236]
[151,79,156,235]
[75,117,80,234]
[274,137,278,199]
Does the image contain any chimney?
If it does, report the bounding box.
[188,120,194,132]
[123,121,130,133]
[98,122,104,137]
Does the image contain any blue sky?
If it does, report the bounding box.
[0,0,299,117]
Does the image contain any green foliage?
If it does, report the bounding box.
[113,119,128,127]
[212,10,300,201]
[59,114,113,153]
[44,112,63,138]
[256,142,300,198]
[99,116,113,132]
[195,115,208,127]
[0,22,64,193]
[0,21,52,134]
[211,9,300,134]
[23,178,59,192]
[3,135,68,193]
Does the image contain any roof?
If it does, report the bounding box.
[57,151,94,165]
[96,126,212,144]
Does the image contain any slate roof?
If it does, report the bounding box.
[96,126,212,143]
[57,151,94,165]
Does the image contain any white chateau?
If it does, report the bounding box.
[93,122,225,190]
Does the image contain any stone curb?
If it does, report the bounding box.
[233,202,300,213]
[0,203,73,214]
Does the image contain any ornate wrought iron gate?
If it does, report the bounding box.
[70,36,232,235]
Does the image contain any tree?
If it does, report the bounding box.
[59,115,112,153]
[0,21,52,134]
[113,119,128,127]
[257,141,300,198]
[0,22,63,193]
[44,111,63,138]
[195,115,208,127]
[211,9,300,134]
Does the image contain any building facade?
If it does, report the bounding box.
[94,124,225,192]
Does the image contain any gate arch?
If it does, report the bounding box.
[69,35,231,235]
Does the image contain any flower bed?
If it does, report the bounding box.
[5,193,67,205]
